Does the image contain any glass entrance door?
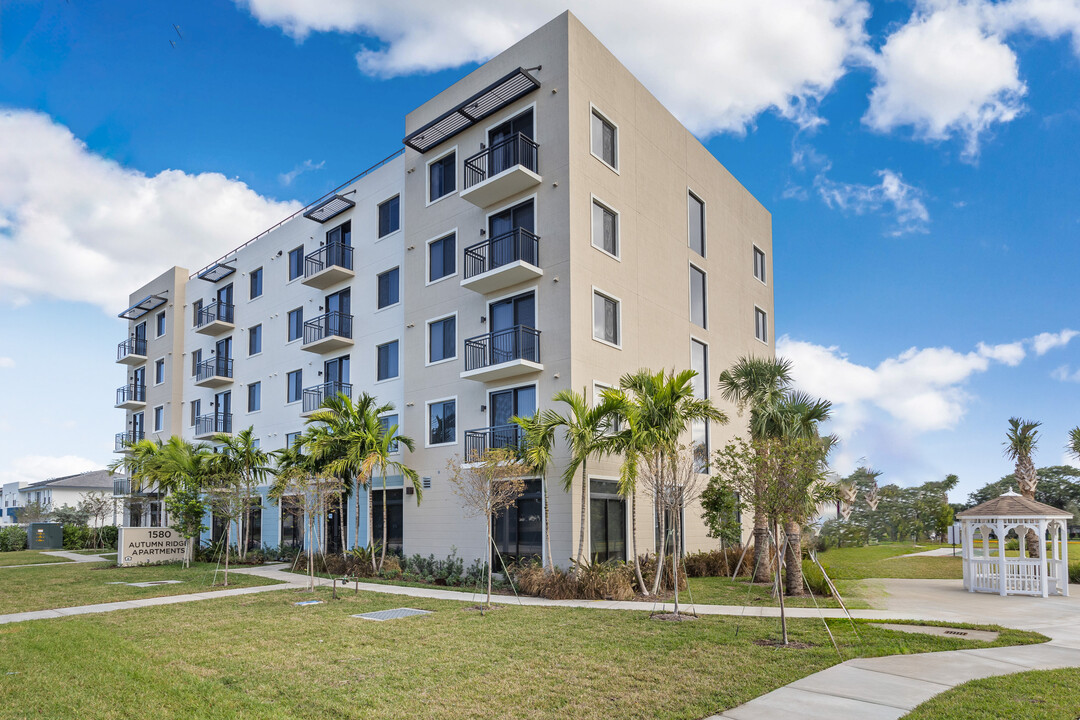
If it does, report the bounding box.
[488,199,535,268]
[489,385,535,449]
[488,109,534,176]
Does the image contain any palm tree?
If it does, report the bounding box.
[717,356,794,583]
[1067,427,1080,464]
[512,411,556,571]
[213,427,272,561]
[1004,417,1041,500]
[604,369,727,595]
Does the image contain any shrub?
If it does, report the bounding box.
[514,562,580,600]
[62,524,93,550]
[0,526,27,552]
[98,525,118,549]
[800,559,833,598]
[637,553,687,592]
[1070,562,1080,585]
[683,547,745,577]
[513,559,636,600]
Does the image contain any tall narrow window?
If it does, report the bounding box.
[154,358,165,384]
[689,192,705,257]
[428,316,456,363]
[377,341,399,381]
[287,308,303,342]
[428,399,456,446]
[285,431,300,449]
[690,265,707,329]
[155,311,166,338]
[377,268,399,309]
[192,299,202,327]
[591,109,617,169]
[755,308,769,343]
[380,414,400,453]
[593,291,620,346]
[690,340,709,472]
[429,151,456,201]
[190,399,200,427]
[592,200,618,257]
[429,233,456,282]
[378,195,400,237]
[153,406,164,432]
[286,370,302,403]
[288,246,304,281]
[191,349,202,377]
[249,324,262,355]
[753,246,767,284]
[590,479,626,562]
[250,267,263,298]
[248,382,261,412]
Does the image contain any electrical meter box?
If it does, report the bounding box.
[27,523,63,550]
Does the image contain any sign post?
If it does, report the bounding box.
[117,527,187,566]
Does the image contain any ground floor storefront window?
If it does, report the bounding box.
[372,489,403,555]
[492,479,542,564]
[590,479,625,563]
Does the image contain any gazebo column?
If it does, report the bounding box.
[998,519,1008,596]
[962,521,972,591]
[1062,522,1070,598]
[1039,518,1048,598]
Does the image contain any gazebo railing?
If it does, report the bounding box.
[968,558,998,593]
[1003,559,1041,595]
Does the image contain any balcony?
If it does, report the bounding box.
[116,337,147,365]
[302,242,354,289]
[460,133,541,208]
[461,325,542,382]
[461,228,542,294]
[115,384,146,410]
[112,477,131,497]
[302,311,354,353]
[114,430,145,453]
[195,301,235,335]
[194,412,232,440]
[194,357,234,388]
[301,381,352,417]
[464,424,523,462]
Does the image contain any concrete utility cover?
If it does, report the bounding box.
[294,600,324,606]
[352,608,432,622]
[870,622,1000,642]
[128,580,184,588]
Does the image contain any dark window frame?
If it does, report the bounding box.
[428,232,456,282]
[377,267,400,309]
[250,267,264,299]
[288,246,304,281]
[428,315,456,364]
[378,195,400,238]
[376,340,399,382]
[428,150,456,202]
[286,369,303,404]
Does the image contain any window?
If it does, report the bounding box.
[280,496,304,550]
[690,265,707,328]
[428,150,456,202]
[380,414,399,453]
[250,267,263,298]
[371,490,404,554]
[428,399,456,446]
[153,406,164,432]
[286,370,302,404]
[378,195,400,237]
[377,268,399,309]
[190,399,200,427]
[287,308,303,342]
[249,324,262,355]
[492,479,543,562]
[284,431,301,449]
[592,291,620,346]
[754,246,767,284]
[154,358,165,384]
[155,311,166,338]
[191,349,202,377]
[192,299,202,327]
[428,232,456,282]
[248,382,261,413]
[593,382,622,434]
[288,246,304,281]
[592,199,618,257]
[590,479,626,562]
[691,340,709,472]
[755,308,769,343]
[689,192,705,257]
[591,109,617,169]
[376,341,399,381]
[428,315,456,363]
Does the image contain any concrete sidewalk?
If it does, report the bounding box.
[41,550,114,563]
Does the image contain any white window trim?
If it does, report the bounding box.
[287,246,305,283]
[374,339,401,384]
[425,228,459,287]
[249,267,264,300]
[688,188,706,259]
[590,194,620,260]
[592,381,621,435]
[481,102,538,140]
[586,473,628,559]
[589,103,619,174]
[286,309,304,344]
[285,370,303,406]
[689,335,710,400]
[425,311,459,367]
[689,262,708,330]
[376,195,402,241]
[378,410,402,455]
[591,286,623,349]
[152,405,164,433]
[375,266,402,312]
[156,311,166,338]
[754,306,769,345]
[153,358,166,386]
[753,245,768,286]
[425,395,459,448]
[248,325,262,357]
[425,145,459,206]
[247,382,262,414]
[190,350,201,378]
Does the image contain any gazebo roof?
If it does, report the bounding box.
[957,489,1072,519]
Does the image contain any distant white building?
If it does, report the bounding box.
[1,481,27,526]
[16,471,121,526]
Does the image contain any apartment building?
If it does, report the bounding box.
[112,12,773,567]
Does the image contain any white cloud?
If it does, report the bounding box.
[1052,365,1080,382]
[0,110,301,313]
[815,168,930,235]
[0,454,100,486]
[0,357,14,369]
[237,0,871,136]
[977,340,1026,366]
[1032,329,1079,354]
[278,159,325,186]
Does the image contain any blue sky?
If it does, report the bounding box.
[1,0,1078,501]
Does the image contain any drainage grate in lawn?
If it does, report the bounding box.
[352,608,432,622]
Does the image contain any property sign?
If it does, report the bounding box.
[118,527,187,567]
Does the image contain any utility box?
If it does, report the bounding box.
[27,523,63,550]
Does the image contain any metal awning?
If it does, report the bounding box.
[196,263,236,283]
[303,194,355,224]
[403,67,541,153]
[118,294,167,320]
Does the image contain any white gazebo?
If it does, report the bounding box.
[958,489,1071,597]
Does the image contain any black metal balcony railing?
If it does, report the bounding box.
[116,384,146,405]
[112,477,131,497]
[117,337,147,361]
[114,430,145,452]
[196,357,233,382]
[464,132,539,189]
[464,325,541,371]
[303,311,354,345]
[195,412,232,437]
[302,381,353,414]
[196,301,234,328]
[464,228,539,279]
[305,242,354,278]
[464,424,524,460]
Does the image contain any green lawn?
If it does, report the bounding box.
[68,549,116,556]
[904,668,1080,719]
[815,543,963,580]
[0,562,282,614]
[684,576,846,608]
[0,588,1045,720]
[0,551,71,567]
